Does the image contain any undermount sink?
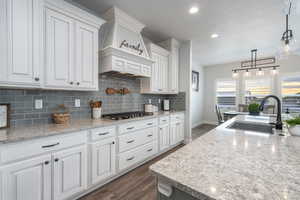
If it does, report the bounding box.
[227,121,274,134]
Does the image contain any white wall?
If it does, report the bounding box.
[191,64,204,128]
[203,55,300,123]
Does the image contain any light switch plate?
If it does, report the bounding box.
[35,99,43,109]
[75,99,81,107]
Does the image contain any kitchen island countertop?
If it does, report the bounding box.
[150,115,300,200]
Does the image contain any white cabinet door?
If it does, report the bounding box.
[169,45,179,93]
[159,124,170,151]
[151,52,160,92]
[3,0,41,86]
[53,145,87,200]
[76,22,98,90]
[177,121,185,143]
[170,123,177,146]
[161,55,169,92]
[0,155,52,200]
[45,8,75,89]
[91,137,116,185]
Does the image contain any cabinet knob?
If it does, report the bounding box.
[44,161,50,165]
[54,158,59,162]
[34,77,40,81]
[77,82,80,85]
[70,82,74,85]
[112,141,115,144]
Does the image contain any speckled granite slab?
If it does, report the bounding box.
[150,115,300,200]
[0,111,184,144]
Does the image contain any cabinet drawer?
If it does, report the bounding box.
[159,116,170,125]
[0,131,87,165]
[90,126,116,141]
[119,118,157,135]
[118,140,158,171]
[170,113,184,123]
[119,127,158,153]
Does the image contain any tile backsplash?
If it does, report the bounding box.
[0,76,185,127]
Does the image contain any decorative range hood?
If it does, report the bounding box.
[99,7,153,77]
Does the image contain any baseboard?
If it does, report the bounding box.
[202,120,218,125]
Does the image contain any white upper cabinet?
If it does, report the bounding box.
[45,9,75,89]
[0,0,43,87]
[76,22,99,90]
[0,0,104,90]
[159,38,180,94]
[141,43,170,94]
[44,0,104,91]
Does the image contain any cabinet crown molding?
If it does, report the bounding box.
[45,0,105,28]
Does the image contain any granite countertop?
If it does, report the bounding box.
[0,111,185,144]
[150,115,300,200]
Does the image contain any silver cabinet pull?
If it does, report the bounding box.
[44,161,50,165]
[77,82,80,85]
[98,132,109,136]
[126,156,135,161]
[54,158,59,162]
[147,123,153,126]
[147,148,153,152]
[70,82,74,85]
[127,127,135,130]
[147,134,153,137]
[127,140,135,144]
[34,77,40,81]
[42,142,60,148]
[112,141,115,145]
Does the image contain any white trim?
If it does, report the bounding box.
[44,0,105,28]
[202,120,218,125]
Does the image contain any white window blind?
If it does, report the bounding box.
[216,80,236,111]
[245,78,272,97]
[281,76,300,113]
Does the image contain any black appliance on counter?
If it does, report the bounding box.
[102,111,152,120]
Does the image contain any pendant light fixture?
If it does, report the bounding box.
[232,49,280,77]
[281,1,295,54]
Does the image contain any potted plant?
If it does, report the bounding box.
[248,103,260,115]
[285,117,300,136]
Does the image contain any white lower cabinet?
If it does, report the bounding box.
[53,145,87,200]
[90,137,116,185]
[170,121,184,146]
[0,155,52,200]
[159,124,170,151]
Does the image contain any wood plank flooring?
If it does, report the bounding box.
[79,145,184,200]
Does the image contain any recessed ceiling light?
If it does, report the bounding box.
[211,33,219,38]
[189,6,199,14]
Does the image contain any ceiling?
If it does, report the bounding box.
[72,0,300,66]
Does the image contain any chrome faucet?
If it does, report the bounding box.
[259,95,282,130]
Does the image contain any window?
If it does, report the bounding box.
[281,75,300,113]
[216,80,236,112]
[244,78,272,104]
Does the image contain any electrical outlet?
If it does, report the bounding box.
[75,99,81,107]
[35,99,43,109]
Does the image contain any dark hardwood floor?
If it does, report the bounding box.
[79,145,184,200]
